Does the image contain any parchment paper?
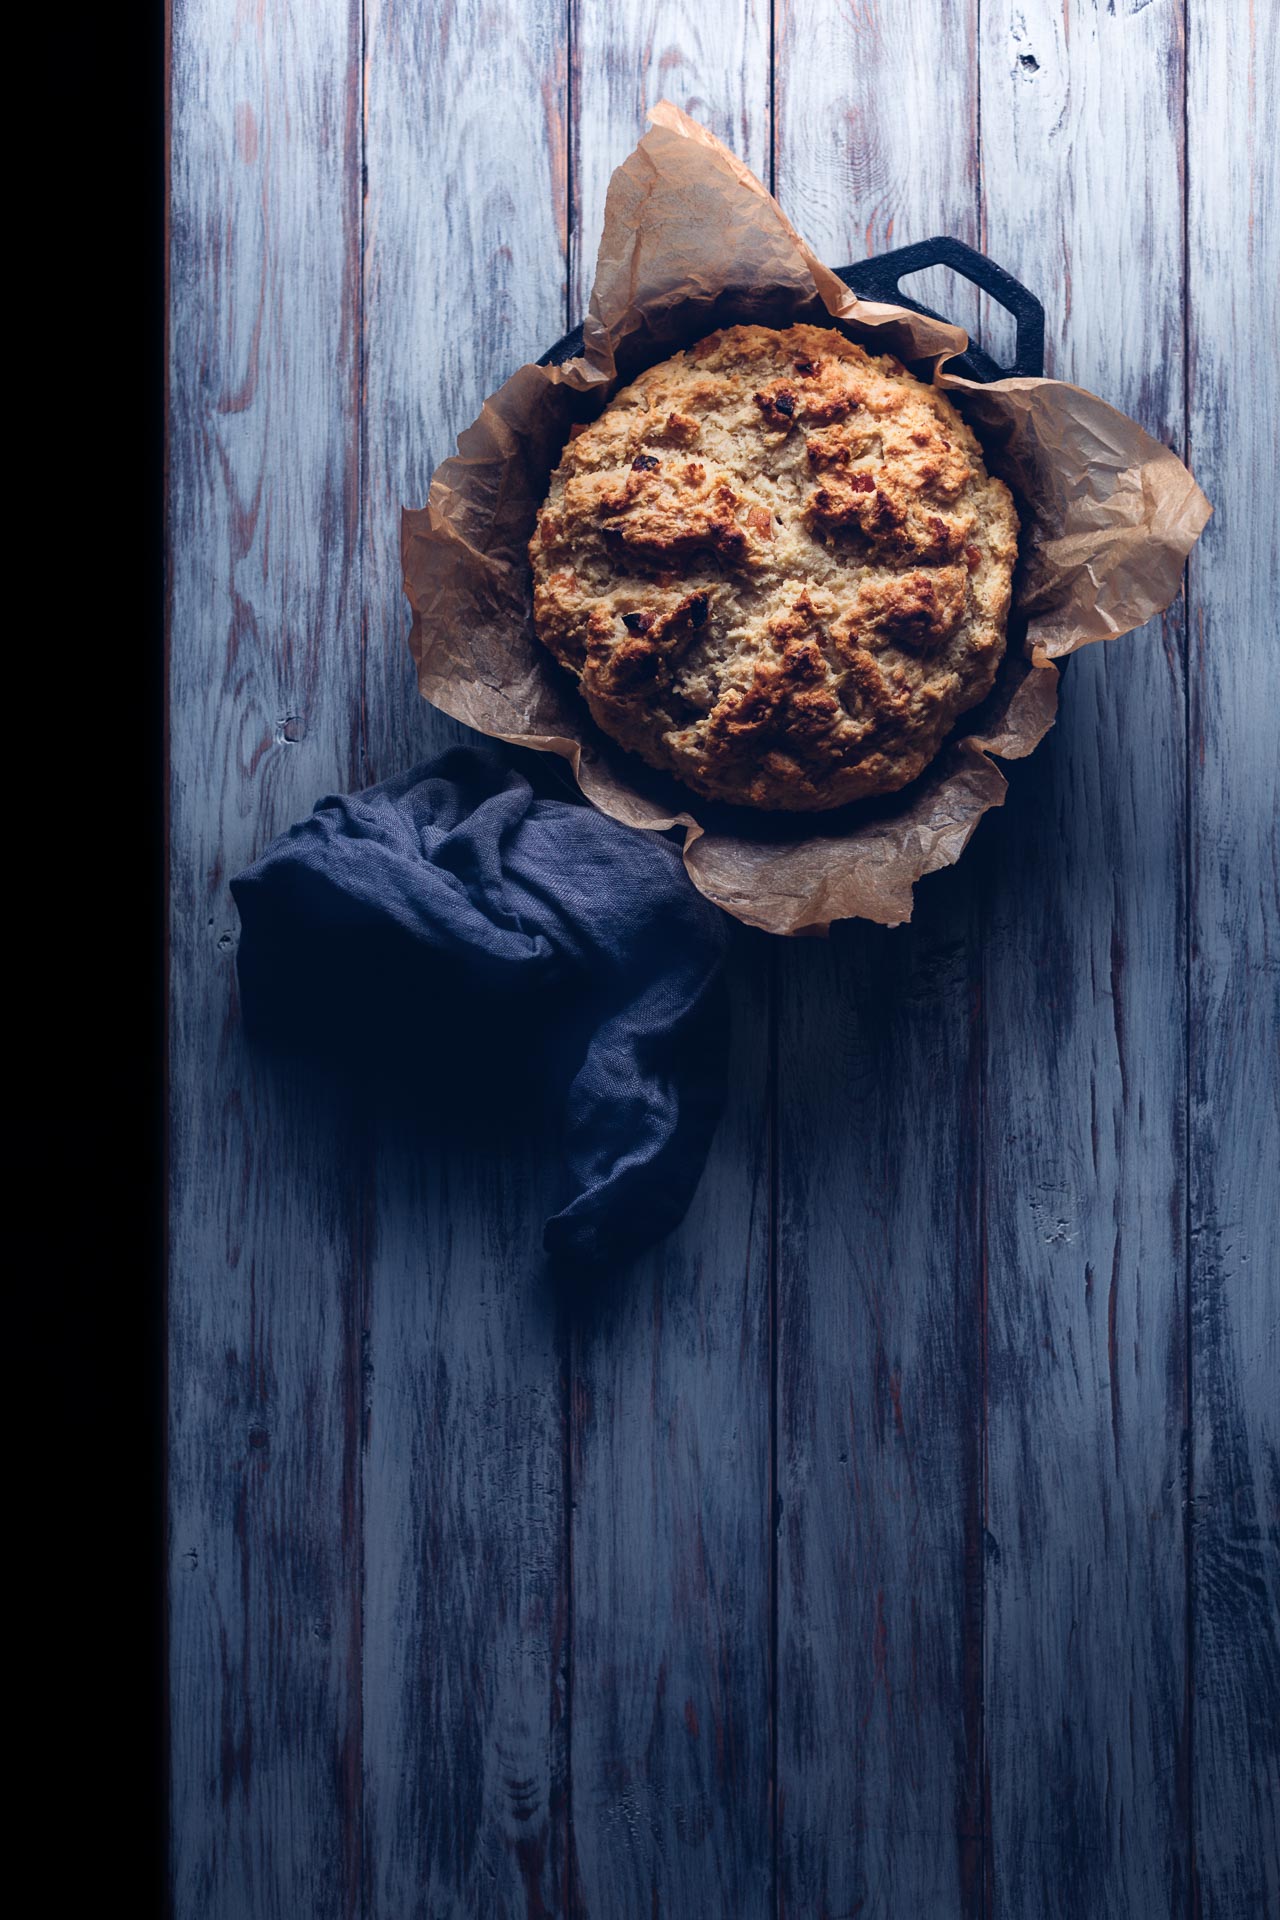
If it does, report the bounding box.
[403,102,1211,935]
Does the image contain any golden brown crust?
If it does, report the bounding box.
[529,322,1019,810]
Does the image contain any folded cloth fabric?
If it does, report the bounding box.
[230,745,730,1268]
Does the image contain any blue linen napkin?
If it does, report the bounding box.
[229,746,730,1268]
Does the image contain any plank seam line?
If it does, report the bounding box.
[768,24,779,1918]
[356,2,369,1913]
[161,0,175,1905]
[1180,2,1196,1910]
[768,934,780,1920]
[564,7,576,1912]
[974,6,988,1910]
[768,0,776,198]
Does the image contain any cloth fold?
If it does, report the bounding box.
[230,746,730,1268]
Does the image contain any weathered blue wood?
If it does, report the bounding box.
[977,5,1192,1912]
[167,6,1279,1914]
[564,15,776,1913]
[775,901,987,1918]
[1187,3,1280,1911]
[358,2,573,1913]
[167,1,366,1914]
[567,942,773,1914]
[773,9,988,1914]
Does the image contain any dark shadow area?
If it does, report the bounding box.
[55,4,171,1915]
[239,923,581,1158]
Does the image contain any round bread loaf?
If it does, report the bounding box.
[529,322,1018,811]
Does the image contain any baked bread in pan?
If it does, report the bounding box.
[530,322,1018,811]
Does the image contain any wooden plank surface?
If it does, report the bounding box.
[568,0,771,309]
[359,3,572,1913]
[168,4,1280,1913]
[566,15,775,1915]
[774,0,982,343]
[166,2,365,1914]
[1187,1,1280,1911]
[774,904,987,1918]
[567,951,773,1915]
[977,5,1192,1913]
[773,9,988,1914]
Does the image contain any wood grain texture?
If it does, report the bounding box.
[978,5,1190,1913]
[168,6,1280,1912]
[773,9,987,1912]
[775,904,986,1919]
[362,0,571,778]
[982,7,1189,1912]
[567,22,775,1913]
[1187,1,1280,1911]
[568,0,771,313]
[360,1132,570,1919]
[568,946,773,1915]
[167,1,365,1914]
[773,0,982,341]
[359,2,573,1913]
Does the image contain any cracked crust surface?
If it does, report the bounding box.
[529,322,1019,810]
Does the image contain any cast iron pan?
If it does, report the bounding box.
[536,235,1045,383]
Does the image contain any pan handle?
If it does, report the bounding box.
[839,237,1045,380]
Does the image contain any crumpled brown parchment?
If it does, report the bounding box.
[402,102,1211,935]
